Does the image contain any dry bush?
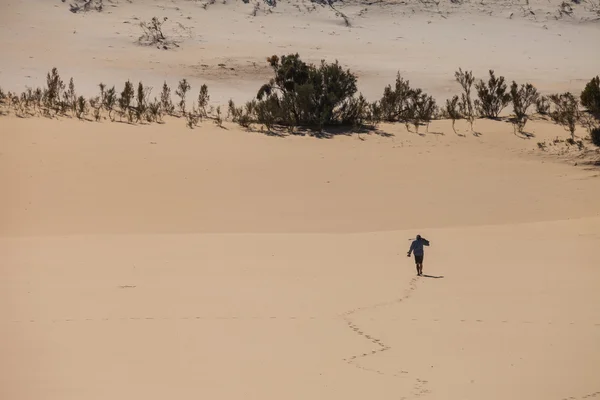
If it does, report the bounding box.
[139,17,179,49]
[69,0,103,13]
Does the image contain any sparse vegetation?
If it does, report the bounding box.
[1,62,598,156]
[474,70,510,119]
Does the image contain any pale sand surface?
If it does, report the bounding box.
[1,0,600,399]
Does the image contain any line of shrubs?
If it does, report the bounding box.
[0,54,598,146]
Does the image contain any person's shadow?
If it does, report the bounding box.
[422,275,444,279]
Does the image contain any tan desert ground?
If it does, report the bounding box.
[1,0,600,399]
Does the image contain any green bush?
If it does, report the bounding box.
[549,92,580,140]
[379,73,413,122]
[255,54,362,129]
[455,68,476,131]
[510,81,539,134]
[474,70,510,119]
[581,76,600,117]
[590,127,600,147]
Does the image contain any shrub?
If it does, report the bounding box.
[379,73,413,122]
[75,96,88,119]
[160,82,175,116]
[549,92,580,140]
[510,81,539,134]
[176,79,190,115]
[119,80,135,122]
[89,96,102,121]
[214,105,223,127]
[148,98,163,122]
[408,89,437,133]
[197,84,210,119]
[343,94,370,127]
[580,76,600,117]
[44,68,65,115]
[102,85,117,121]
[139,17,167,45]
[591,127,600,147]
[65,78,77,116]
[69,0,104,13]
[185,107,199,128]
[444,95,463,134]
[474,70,510,118]
[255,54,361,129]
[136,82,151,122]
[536,95,550,115]
[455,68,476,131]
[580,112,599,137]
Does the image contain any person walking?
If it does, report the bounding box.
[407,235,430,276]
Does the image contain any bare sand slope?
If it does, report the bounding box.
[1,221,599,400]
[1,117,600,399]
[1,117,599,236]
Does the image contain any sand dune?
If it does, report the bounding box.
[1,0,599,399]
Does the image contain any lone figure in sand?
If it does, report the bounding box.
[407,235,430,276]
